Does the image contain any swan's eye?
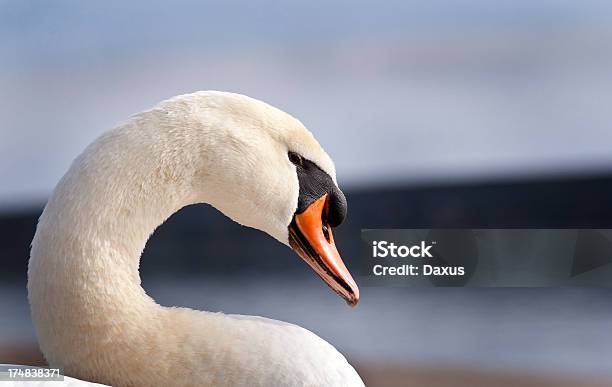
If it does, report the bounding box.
[288,152,303,166]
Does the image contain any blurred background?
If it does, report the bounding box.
[2,1,612,386]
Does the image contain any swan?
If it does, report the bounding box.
[25,91,363,387]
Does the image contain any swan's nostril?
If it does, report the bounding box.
[321,198,332,243]
[322,223,331,243]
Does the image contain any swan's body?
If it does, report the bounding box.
[27,92,363,386]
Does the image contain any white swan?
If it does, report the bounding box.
[25,92,363,387]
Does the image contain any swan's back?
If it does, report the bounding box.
[166,308,365,386]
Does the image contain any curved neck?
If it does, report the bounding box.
[28,118,201,371]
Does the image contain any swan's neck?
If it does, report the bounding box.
[28,117,202,378]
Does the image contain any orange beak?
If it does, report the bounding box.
[288,194,359,306]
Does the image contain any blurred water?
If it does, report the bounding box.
[3,278,611,378]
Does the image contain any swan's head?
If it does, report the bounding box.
[162,92,358,305]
